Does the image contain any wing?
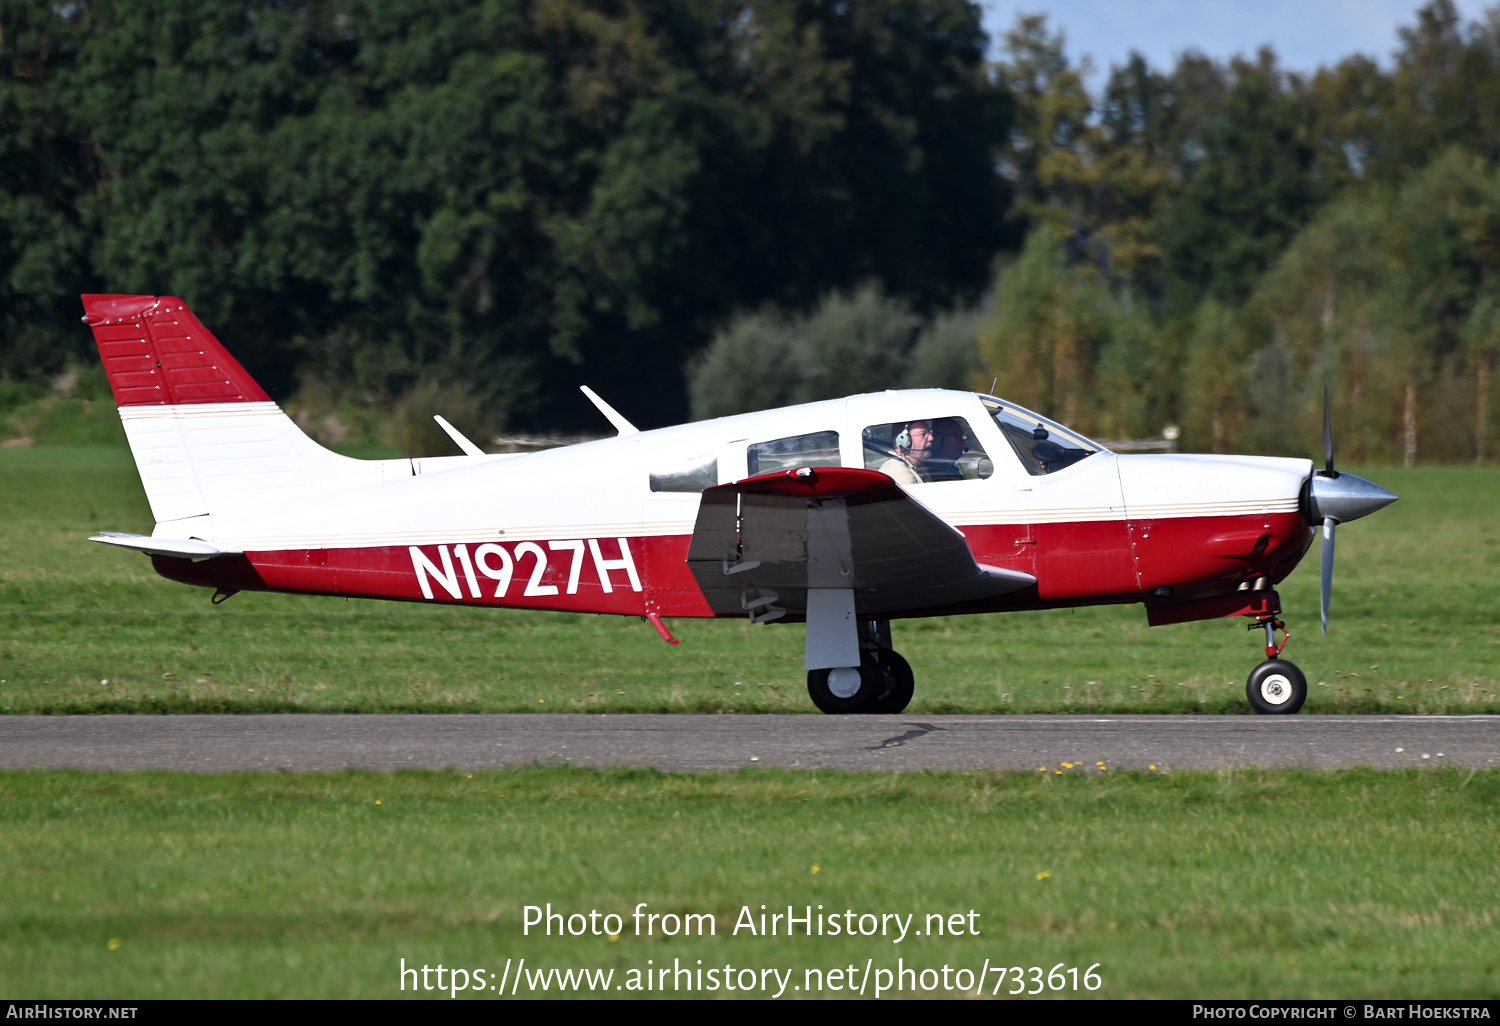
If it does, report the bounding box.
[686,467,1034,620]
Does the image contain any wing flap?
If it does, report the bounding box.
[687,467,1034,618]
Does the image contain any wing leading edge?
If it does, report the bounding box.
[686,467,1034,620]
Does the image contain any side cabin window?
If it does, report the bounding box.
[748,430,840,476]
[649,454,718,493]
[981,397,1099,476]
[863,417,993,485]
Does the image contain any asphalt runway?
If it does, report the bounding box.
[0,714,1495,773]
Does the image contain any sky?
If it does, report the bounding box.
[979,0,1494,88]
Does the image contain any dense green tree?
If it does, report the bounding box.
[1155,52,1331,307]
[994,14,1092,231]
[0,4,94,382]
[995,19,1175,287]
[686,280,987,419]
[0,0,1013,429]
[1386,0,1500,170]
[976,223,1163,439]
[1250,150,1500,463]
[12,0,1500,455]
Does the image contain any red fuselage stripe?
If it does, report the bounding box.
[151,511,1311,622]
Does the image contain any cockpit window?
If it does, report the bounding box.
[979,396,1101,476]
[864,417,993,484]
[747,430,840,476]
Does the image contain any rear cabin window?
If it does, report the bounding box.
[649,454,718,493]
[863,417,993,484]
[747,431,840,476]
[980,397,1099,476]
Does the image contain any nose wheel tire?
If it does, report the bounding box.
[1246,658,1307,715]
[807,649,914,714]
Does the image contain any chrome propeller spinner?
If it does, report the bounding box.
[1308,378,1397,635]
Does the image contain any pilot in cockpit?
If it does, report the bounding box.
[879,418,967,484]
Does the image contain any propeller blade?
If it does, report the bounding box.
[1323,376,1335,477]
[1320,516,1336,637]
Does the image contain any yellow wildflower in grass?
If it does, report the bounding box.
[1149,764,1156,771]
[811,864,821,874]
[107,939,121,950]
[1036,871,1051,881]
[375,800,382,805]
[1062,762,1073,768]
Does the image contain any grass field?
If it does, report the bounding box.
[4,448,1498,1001]
[2,766,1496,999]
[2,447,1498,714]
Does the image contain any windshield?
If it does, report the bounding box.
[978,396,1105,476]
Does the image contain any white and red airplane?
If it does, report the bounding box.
[81,293,1396,715]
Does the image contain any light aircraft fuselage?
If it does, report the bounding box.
[81,293,1396,714]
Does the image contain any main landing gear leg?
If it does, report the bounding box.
[862,620,914,714]
[1245,614,1307,715]
[805,618,914,714]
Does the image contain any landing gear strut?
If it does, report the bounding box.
[1245,613,1307,714]
[806,620,914,714]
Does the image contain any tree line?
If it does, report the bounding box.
[4,0,1500,462]
[978,0,1500,464]
[693,0,1500,464]
[0,0,1009,432]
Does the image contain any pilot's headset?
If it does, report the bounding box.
[894,423,913,450]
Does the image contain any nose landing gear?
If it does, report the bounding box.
[1245,613,1307,714]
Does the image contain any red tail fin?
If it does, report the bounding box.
[81,294,270,406]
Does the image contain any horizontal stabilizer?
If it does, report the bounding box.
[89,532,222,557]
[687,466,1035,618]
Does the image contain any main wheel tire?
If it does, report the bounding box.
[807,649,914,714]
[1245,658,1308,715]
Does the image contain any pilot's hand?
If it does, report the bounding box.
[1033,440,1065,466]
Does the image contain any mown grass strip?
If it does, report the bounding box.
[1,767,1497,998]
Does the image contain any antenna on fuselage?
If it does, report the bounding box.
[432,414,486,457]
[397,413,416,476]
[580,386,640,436]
